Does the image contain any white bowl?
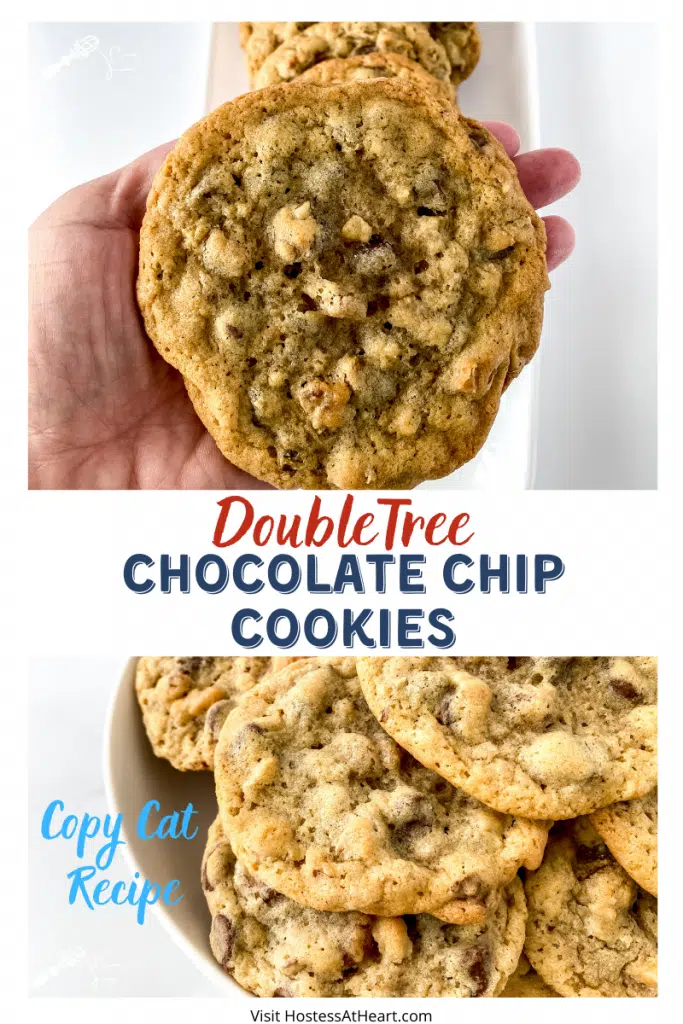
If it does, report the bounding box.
[103,657,248,996]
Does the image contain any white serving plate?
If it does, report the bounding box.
[103,657,245,995]
[206,22,542,491]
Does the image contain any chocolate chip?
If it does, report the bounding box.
[273,986,294,997]
[507,657,521,671]
[487,245,516,262]
[576,841,610,863]
[231,722,265,755]
[468,126,489,150]
[574,842,612,880]
[205,699,231,739]
[417,206,442,217]
[391,820,431,853]
[355,239,396,276]
[211,914,235,968]
[241,870,279,904]
[283,262,302,279]
[176,657,210,674]
[435,692,457,728]
[611,678,641,702]
[463,946,490,996]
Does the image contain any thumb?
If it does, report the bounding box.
[33,139,176,233]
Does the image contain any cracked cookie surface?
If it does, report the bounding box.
[137,78,547,488]
[524,819,657,997]
[296,53,454,105]
[214,658,548,920]
[202,816,527,997]
[135,656,295,771]
[357,657,657,819]
[590,788,657,896]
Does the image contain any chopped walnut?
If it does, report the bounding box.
[249,385,285,423]
[170,685,225,725]
[298,379,351,430]
[372,918,413,965]
[305,276,367,319]
[437,673,492,743]
[389,404,421,437]
[469,263,503,298]
[341,214,373,242]
[362,332,402,368]
[484,224,515,252]
[333,355,364,392]
[271,202,318,262]
[243,755,280,798]
[626,957,658,989]
[203,228,249,277]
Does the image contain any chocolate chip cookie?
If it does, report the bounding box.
[590,788,657,896]
[429,22,481,85]
[244,23,480,91]
[135,656,295,771]
[202,816,527,997]
[296,52,453,105]
[214,658,548,921]
[138,78,548,488]
[357,657,657,819]
[239,23,316,84]
[524,819,657,997]
[251,23,453,90]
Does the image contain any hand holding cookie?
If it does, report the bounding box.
[29,21,579,490]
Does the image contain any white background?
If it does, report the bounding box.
[27,20,657,489]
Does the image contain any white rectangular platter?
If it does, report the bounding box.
[206,22,543,490]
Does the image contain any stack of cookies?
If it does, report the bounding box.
[135,656,658,997]
[137,23,550,489]
[239,22,481,105]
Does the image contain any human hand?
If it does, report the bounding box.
[29,141,269,490]
[484,121,580,272]
[28,125,579,490]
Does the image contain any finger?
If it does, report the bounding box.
[513,148,581,210]
[482,120,521,158]
[108,140,178,229]
[544,215,576,272]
